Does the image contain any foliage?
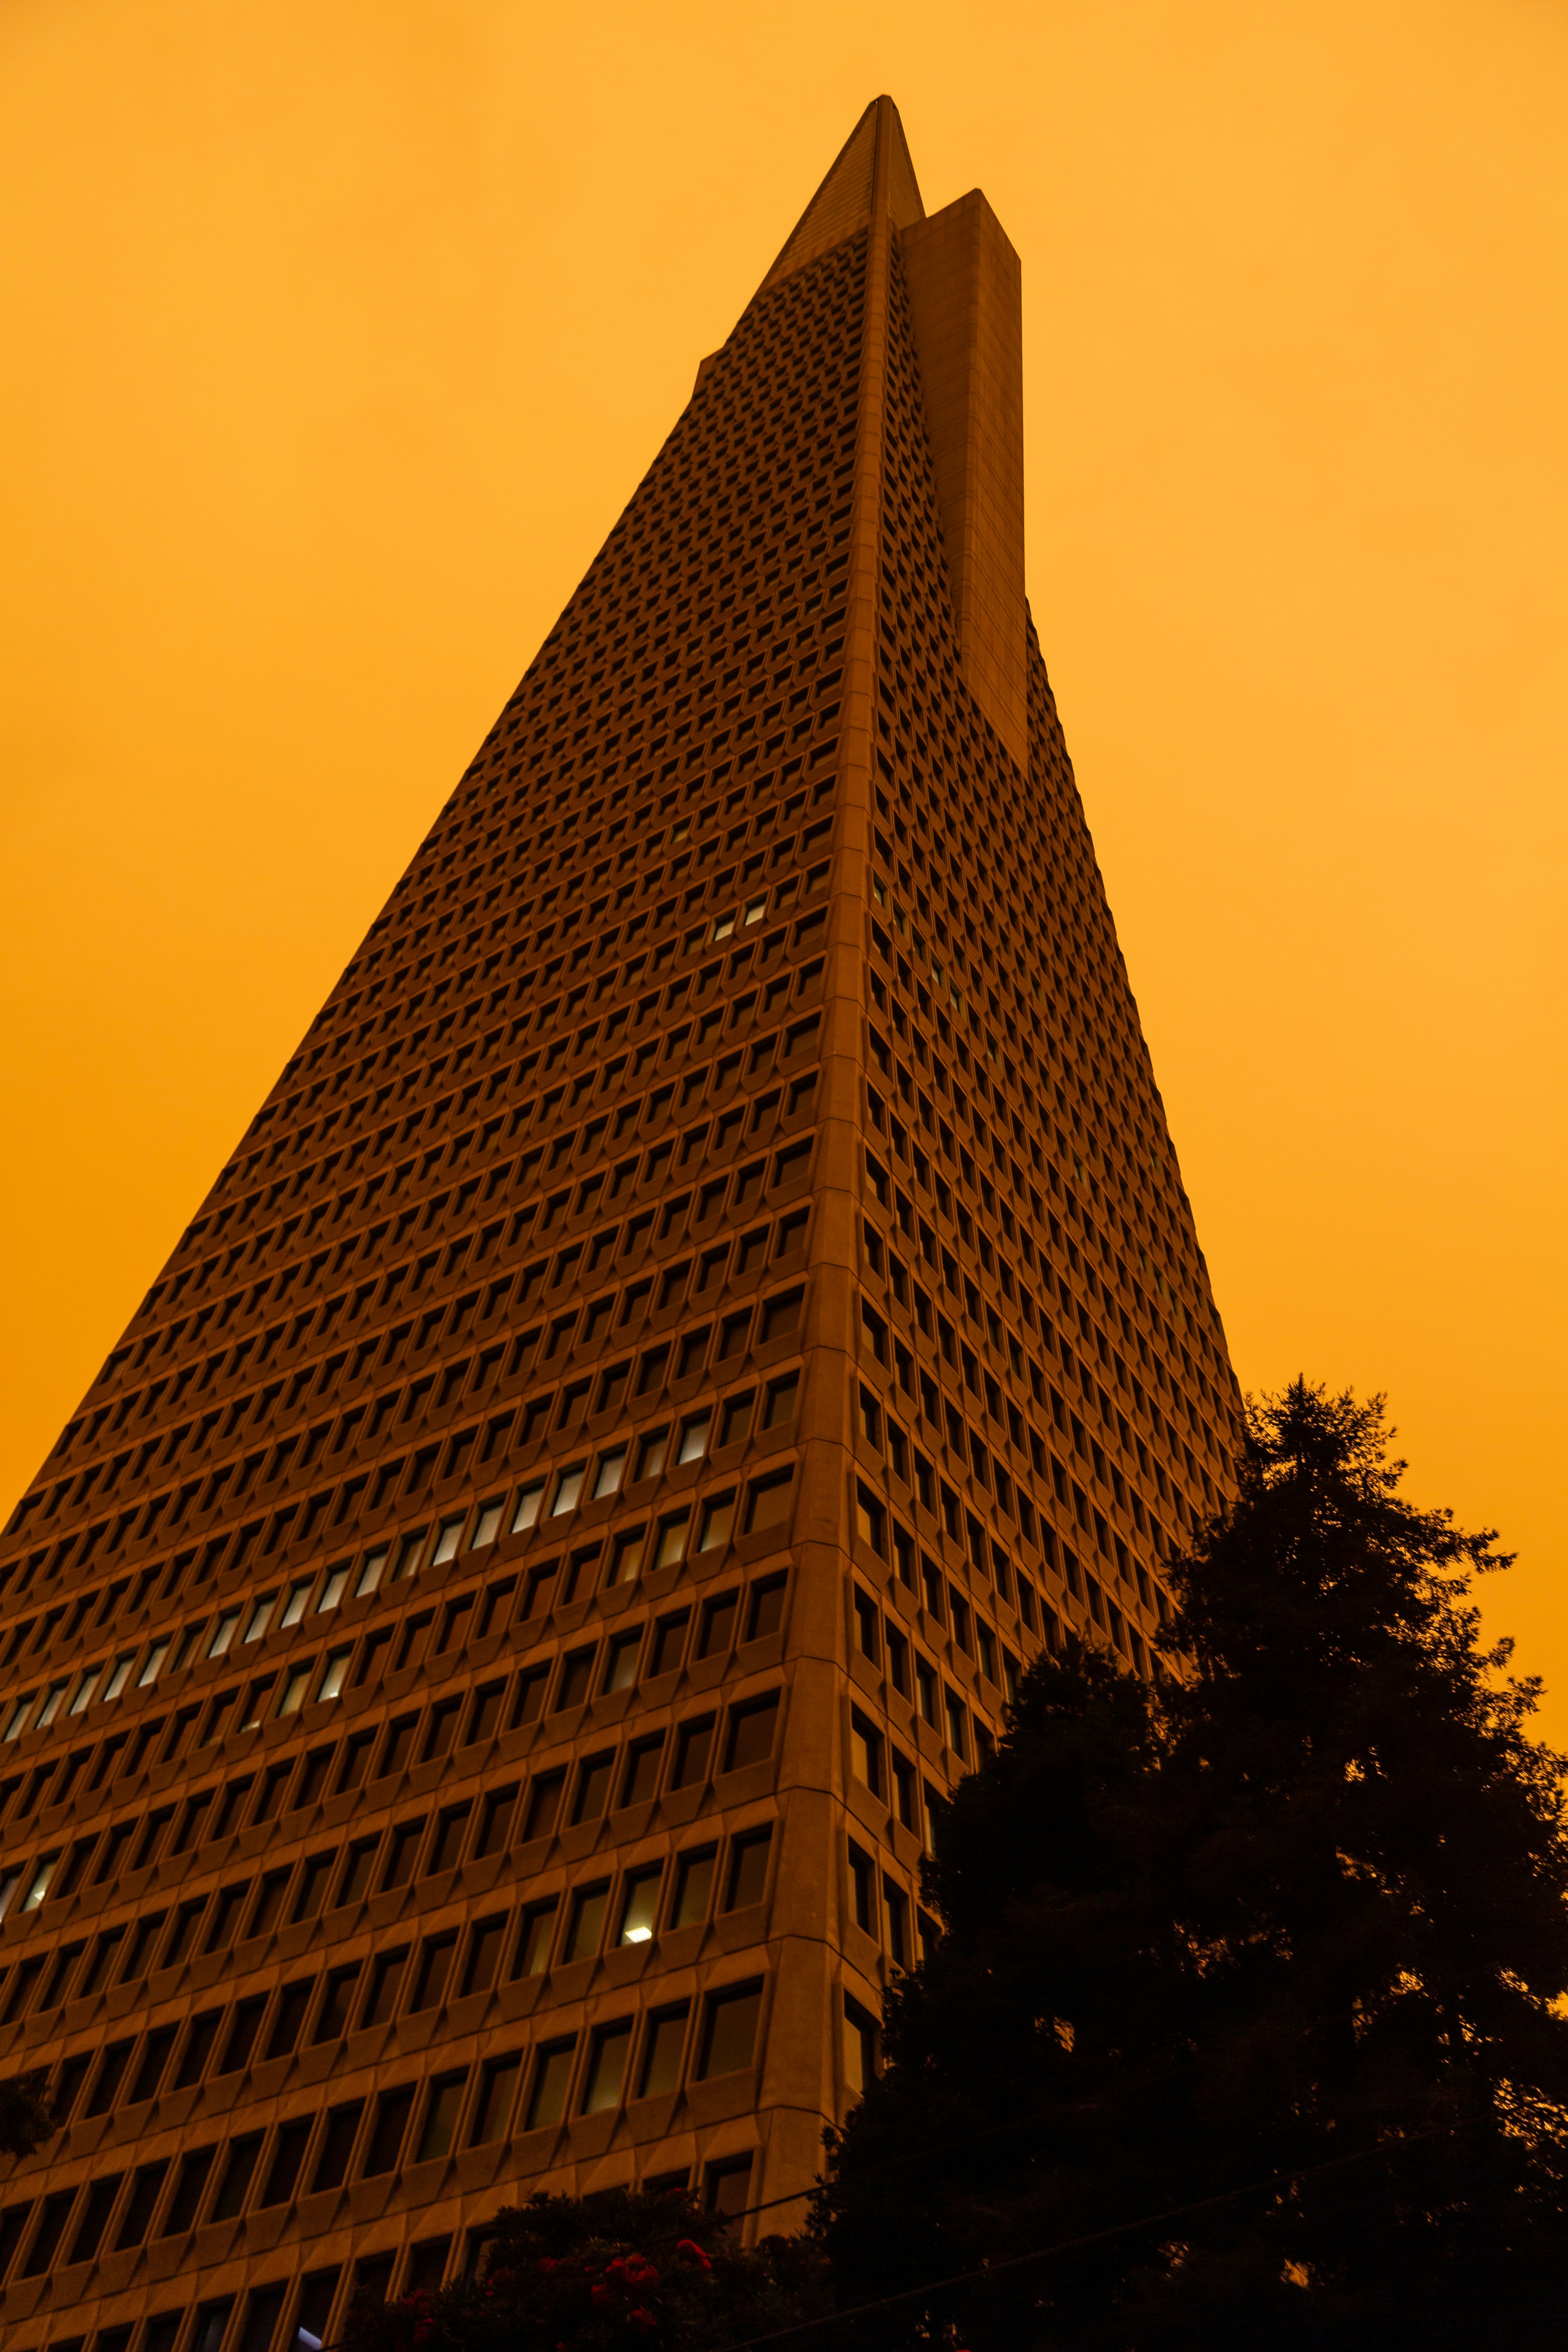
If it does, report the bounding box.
[339,2184,833,2352]
[0,2069,56,2159]
[816,1381,1568,2351]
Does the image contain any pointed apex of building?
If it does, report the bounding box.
[761,96,924,291]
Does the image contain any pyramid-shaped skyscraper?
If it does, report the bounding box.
[0,99,1243,2352]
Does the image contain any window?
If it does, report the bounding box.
[891,1749,916,1830]
[514,1902,557,1979]
[551,1462,586,1516]
[849,1710,882,1794]
[365,1950,408,2026]
[526,2040,577,2130]
[410,1935,457,2012]
[853,1588,880,1662]
[462,1915,508,1997]
[417,2072,468,2162]
[565,1882,609,1962]
[607,1526,645,1586]
[473,2054,522,2144]
[572,1753,615,1824]
[603,1630,641,1692]
[469,1682,507,1745]
[363,2086,415,2176]
[211,2134,262,2221]
[844,1997,878,2097]
[945,1690,969,1759]
[915,1659,938,1725]
[672,1714,715,1790]
[672,1846,716,1929]
[698,1982,762,2079]
[523,1771,565,1842]
[383,1819,425,1890]
[697,1490,736,1552]
[678,1410,711,1463]
[314,1965,359,2042]
[259,2120,311,2209]
[511,1481,545,1532]
[654,1509,689,1568]
[592,1448,627,1500]
[762,1371,799,1428]
[724,1828,772,1911]
[847,1842,874,1932]
[699,1590,739,1659]
[854,1483,886,1555]
[583,2022,633,2114]
[639,2005,689,2098]
[649,1611,689,1677]
[725,1693,779,1771]
[634,1427,669,1481]
[556,1648,595,1709]
[759,1287,803,1344]
[619,1867,662,1946]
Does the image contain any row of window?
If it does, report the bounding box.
[218,859,833,1248]
[8,1821,780,2111]
[2,1565,791,1929]
[0,1305,806,1734]
[0,1612,789,1931]
[0,1397,801,1757]
[21,1140,815,1568]
[0,1982,766,2284]
[225,889,832,1252]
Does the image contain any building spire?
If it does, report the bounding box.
[762,96,923,291]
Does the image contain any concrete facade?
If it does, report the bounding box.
[0,97,1243,2352]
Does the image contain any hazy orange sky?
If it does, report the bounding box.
[2,3,1564,1725]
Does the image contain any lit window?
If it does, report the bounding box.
[698,1492,736,1552]
[356,1548,388,1597]
[619,1867,662,1946]
[551,1464,586,1517]
[208,1611,241,1659]
[511,1481,545,1533]
[593,1448,627,1500]
[243,1593,278,1644]
[471,1498,506,1548]
[317,1649,352,1704]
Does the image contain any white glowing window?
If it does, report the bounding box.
[592,1449,627,1501]
[551,1464,586,1518]
[356,1549,388,1598]
[317,1648,352,1703]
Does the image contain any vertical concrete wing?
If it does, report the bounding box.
[900,194,1028,773]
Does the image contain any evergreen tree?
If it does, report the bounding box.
[817,1383,1568,2351]
[0,2069,56,2160]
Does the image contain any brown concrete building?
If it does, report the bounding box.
[0,98,1243,2352]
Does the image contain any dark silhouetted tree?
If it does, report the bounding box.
[818,1382,1568,2352]
[0,2069,56,2160]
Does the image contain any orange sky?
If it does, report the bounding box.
[2,2,1564,1728]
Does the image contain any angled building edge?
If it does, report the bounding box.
[0,94,1244,2352]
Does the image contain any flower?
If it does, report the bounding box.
[628,2309,657,2331]
[675,2239,713,2272]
